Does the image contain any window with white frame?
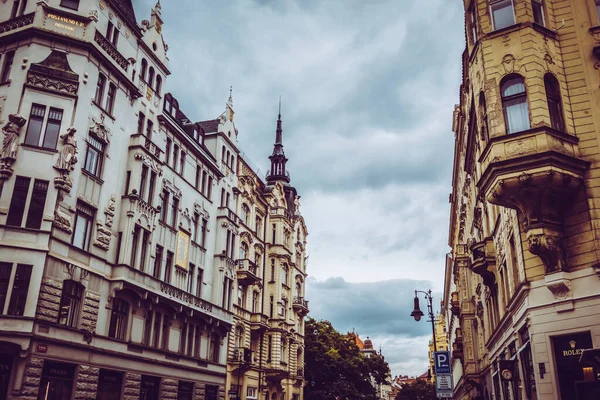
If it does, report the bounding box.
[501,75,530,134]
[108,298,129,340]
[532,0,545,26]
[24,104,63,150]
[490,0,515,31]
[83,135,105,178]
[58,280,84,327]
[72,201,95,251]
[6,176,49,229]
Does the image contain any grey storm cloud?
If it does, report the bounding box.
[133,0,464,375]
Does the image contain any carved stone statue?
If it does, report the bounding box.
[294,195,301,215]
[1,114,27,166]
[54,127,78,175]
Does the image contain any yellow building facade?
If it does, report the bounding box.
[444,1,600,399]
[428,313,449,383]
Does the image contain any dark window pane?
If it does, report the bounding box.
[37,361,75,400]
[106,84,116,114]
[140,375,160,400]
[58,280,83,327]
[60,0,79,10]
[7,264,32,315]
[491,0,514,30]
[95,74,106,105]
[108,298,129,340]
[7,176,30,227]
[96,369,123,400]
[25,179,49,229]
[24,104,46,146]
[0,262,12,313]
[533,1,545,25]
[1,50,14,83]
[42,108,63,149]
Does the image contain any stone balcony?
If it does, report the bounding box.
[478,127,589,274]
[292,296,309,316]
[237,259,260,286]
[249,312,269,331]
[129,133,163,160]
[469,237,496,287]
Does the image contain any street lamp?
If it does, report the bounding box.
[410,289,437,352]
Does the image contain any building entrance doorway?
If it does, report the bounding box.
[552,332,593,400]
[0,355,13,400]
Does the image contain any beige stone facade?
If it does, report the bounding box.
[443,0,600,399]
[0,1,307,400]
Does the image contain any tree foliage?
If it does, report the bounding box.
[395,379,436,400]
[304,318,390,400]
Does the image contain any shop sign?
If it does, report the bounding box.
[44,11,87,38]
[99,369,123,385]
[553,332,593,364]
[42,361,75,380]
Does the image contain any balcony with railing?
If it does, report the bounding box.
[250,312,269,331]
[292,296,309,316]
[0,12,34,34]
[129,133,163,160]
[237,259,260,286]
[469,237,496,287]
[94,29,129,71]
[478,126,589,274]
[217,207,239,224]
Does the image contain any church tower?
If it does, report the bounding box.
[266,101,290,184]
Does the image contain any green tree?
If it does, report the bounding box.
[304,318,390,400]
[395,379,436,400]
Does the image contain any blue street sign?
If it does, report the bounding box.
[434,351,451,375]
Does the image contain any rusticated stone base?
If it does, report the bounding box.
[194,382,205,400]
[17,357,44,400]
[74,365,99,400]
[159,377,178,399]
[123,372,141,400]
[81,292,100,333]
[36,278,62,323]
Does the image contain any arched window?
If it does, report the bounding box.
[479,92,489,141]
[235,325,244,350]
[230,155,235,169]
[140,59,148,82]
[501,75,530,134]
[240,242,248,259]
[222,146,226,163]
[148,67,155,88]
[544,74,565,132]
[226,150,230,167]
[155,75,162,96]
[241,204,250,226]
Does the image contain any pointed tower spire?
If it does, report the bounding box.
[267,98,290,184]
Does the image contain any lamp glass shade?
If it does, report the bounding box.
[410,296,424,321]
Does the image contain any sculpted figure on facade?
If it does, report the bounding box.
[54,127,79,176]
[0,114,27,179]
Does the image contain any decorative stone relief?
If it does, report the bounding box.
[294,195,302,216]
[181,208,192,232]
[90,114,111,144]
[528,233,567,274]
[54,208,73,233]
[0,113,27,181]
[544,272,572,301]
[104,194,116,227]
[134,152,163,176]
[53,127,79,191]
[94,223,111,250]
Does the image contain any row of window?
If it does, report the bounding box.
[140,59,163,96]
[240,203,264,235]
[94,74,117,115]
[35,360,218,400]
[165,136,214,200]
[221,145,235,170]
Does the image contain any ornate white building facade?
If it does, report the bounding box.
[0,1,308,400]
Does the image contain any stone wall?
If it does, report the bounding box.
[123,372,141,400]
[36,278,62,323]
[159,377,178,399]
[16,357,44,400]
[81,291,100,332]
[74,365,99,400]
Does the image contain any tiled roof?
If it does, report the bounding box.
[198,119,219,133]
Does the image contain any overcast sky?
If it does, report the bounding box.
[133,0,464,377]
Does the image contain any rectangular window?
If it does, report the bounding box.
[153,245,163,279]
[130,225,140,268]
[180,151,186,175]
[10,1,19,19]
[207,176,212,200]
[161,315,170,350]
[165,138,172,165]
[164,251,173,284]
[41,107,63,149]
[105,84,116,114]
[272,224,276,244]
[25,178,48,229]
[160,189,169,223]
[24,104,46,147]
[178,381,194,400]
[147,171,156,204]
[124,171,131,195]
[532,0,545,26]
[143,310,152,345]
[140,230,150,273]
[170,197,179,228]
[58,280,83,327]
[195,166,201,190]
[72,201,95,251]
[1,50,14,83]
[60,0,79,10]
[139,165,149,200]
[490,0,515,30]
[6,176,30,227]
[469,6,477,44]
[205,385,218,400]
[209,334,220,363]
[83,135,105,178]
[152,311,161,348]
[201,170,207,194]
[146,119,153,140]
[196,268,203,298]
[95,74,106,105]
[0,263,32,316]
[173,144,179,169]
[137,112,145,134]
[188,263,195,293]
[200,218,207,248]
[108,298,129,340]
